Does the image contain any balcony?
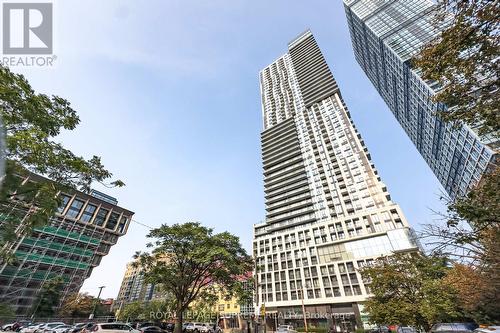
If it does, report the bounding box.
[267,198,313,217]
[266,205,315,224]
[265,173,308,192]
[262,135,299,158]
[263,148,302,169]
[265,178,309,198]
[266,193,312,211]
[266,212,317,231]
[264,155,304,176]
[266,186,311,205]
[264,163,304,183]
[263,144,301,167]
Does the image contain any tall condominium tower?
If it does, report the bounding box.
[113,260,164,312]
[0,174,133,314]
[253,31,418,331]
[343,0,498,198]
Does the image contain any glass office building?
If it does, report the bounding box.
[343,0,498,198]
[253,30,418,331]
[0,174,133,315]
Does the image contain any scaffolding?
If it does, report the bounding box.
[0,186,133,315]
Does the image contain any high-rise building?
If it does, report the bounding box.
[113,260,164,312]
[343,0,498,198]
[253,30,418,331]
[0,174,134,314]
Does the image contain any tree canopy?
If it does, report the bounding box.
[413,0,499,138]
[0,64,124,261]
[58,292,111,318]
[360,252,463,331]
[135,222,253,333]
[422,167,500,323]
[31,277,64,318]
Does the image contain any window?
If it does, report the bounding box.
[66,199,84,218]
[80,204,97,222]
[94,208,109,226]
[106,213,120,230]
[58,195,71,213]
[117,216,128,233]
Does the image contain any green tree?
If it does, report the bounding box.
[188,287,218,321]
[31,276,64,317]
[360,252,463,331]
[115,299,173,322]
[135,222,253,333]
[116,301,145,322]
[0,303,14,318]
[233,276,255,307]
[422,168,500,323]
[444,263,499,324]
[0,64,124,261]
[58,292,100,318]
[144,299,173,321]
[413,0,499,138]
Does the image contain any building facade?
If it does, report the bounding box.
[212,273,254,331]
[253,30,418,331]
[114,261,149,311]
[113,260,167,313]
[343,0,498,198]
[0,177,134,315]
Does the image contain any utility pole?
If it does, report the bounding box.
[90,286,105,319]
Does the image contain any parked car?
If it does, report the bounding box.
[52,325,74,333]
[137,325,155,330]
[474,327,500,333]
[181,324,192,333]
[71,324,87,333]
[184,324,205,333]
[369,327,390,333]
[87,323,139,333]
[198,324,212,333]
[20,324,43,333]
[2,321,33,332]
[76,323,95,333]
[277,326,297,333]
[2,323,17,331]
[139,327,165,333]
[37,323,66,333]
[15,322,34,332]
[159,324,174,332]
[397,327,418,333]
[431,323,478,333]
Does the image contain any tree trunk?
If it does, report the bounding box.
[175,309,184,333]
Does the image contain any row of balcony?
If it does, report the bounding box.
[266,198,313,218]
[266,192,312,211]
[265,178,309,198]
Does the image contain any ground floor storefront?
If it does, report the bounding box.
[260,303,365,333]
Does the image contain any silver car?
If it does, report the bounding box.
[37,323,66,333]
[277,326,297,333]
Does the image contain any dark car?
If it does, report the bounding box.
[75,323,95,333]
[14,322,32,332]
[159,324,174,332]
[138,324,156,330]
[139,327,165,333]
[431,323,478,333]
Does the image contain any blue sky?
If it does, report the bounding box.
[14,0,446,298]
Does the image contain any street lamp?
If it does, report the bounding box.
[90,286,106,320]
